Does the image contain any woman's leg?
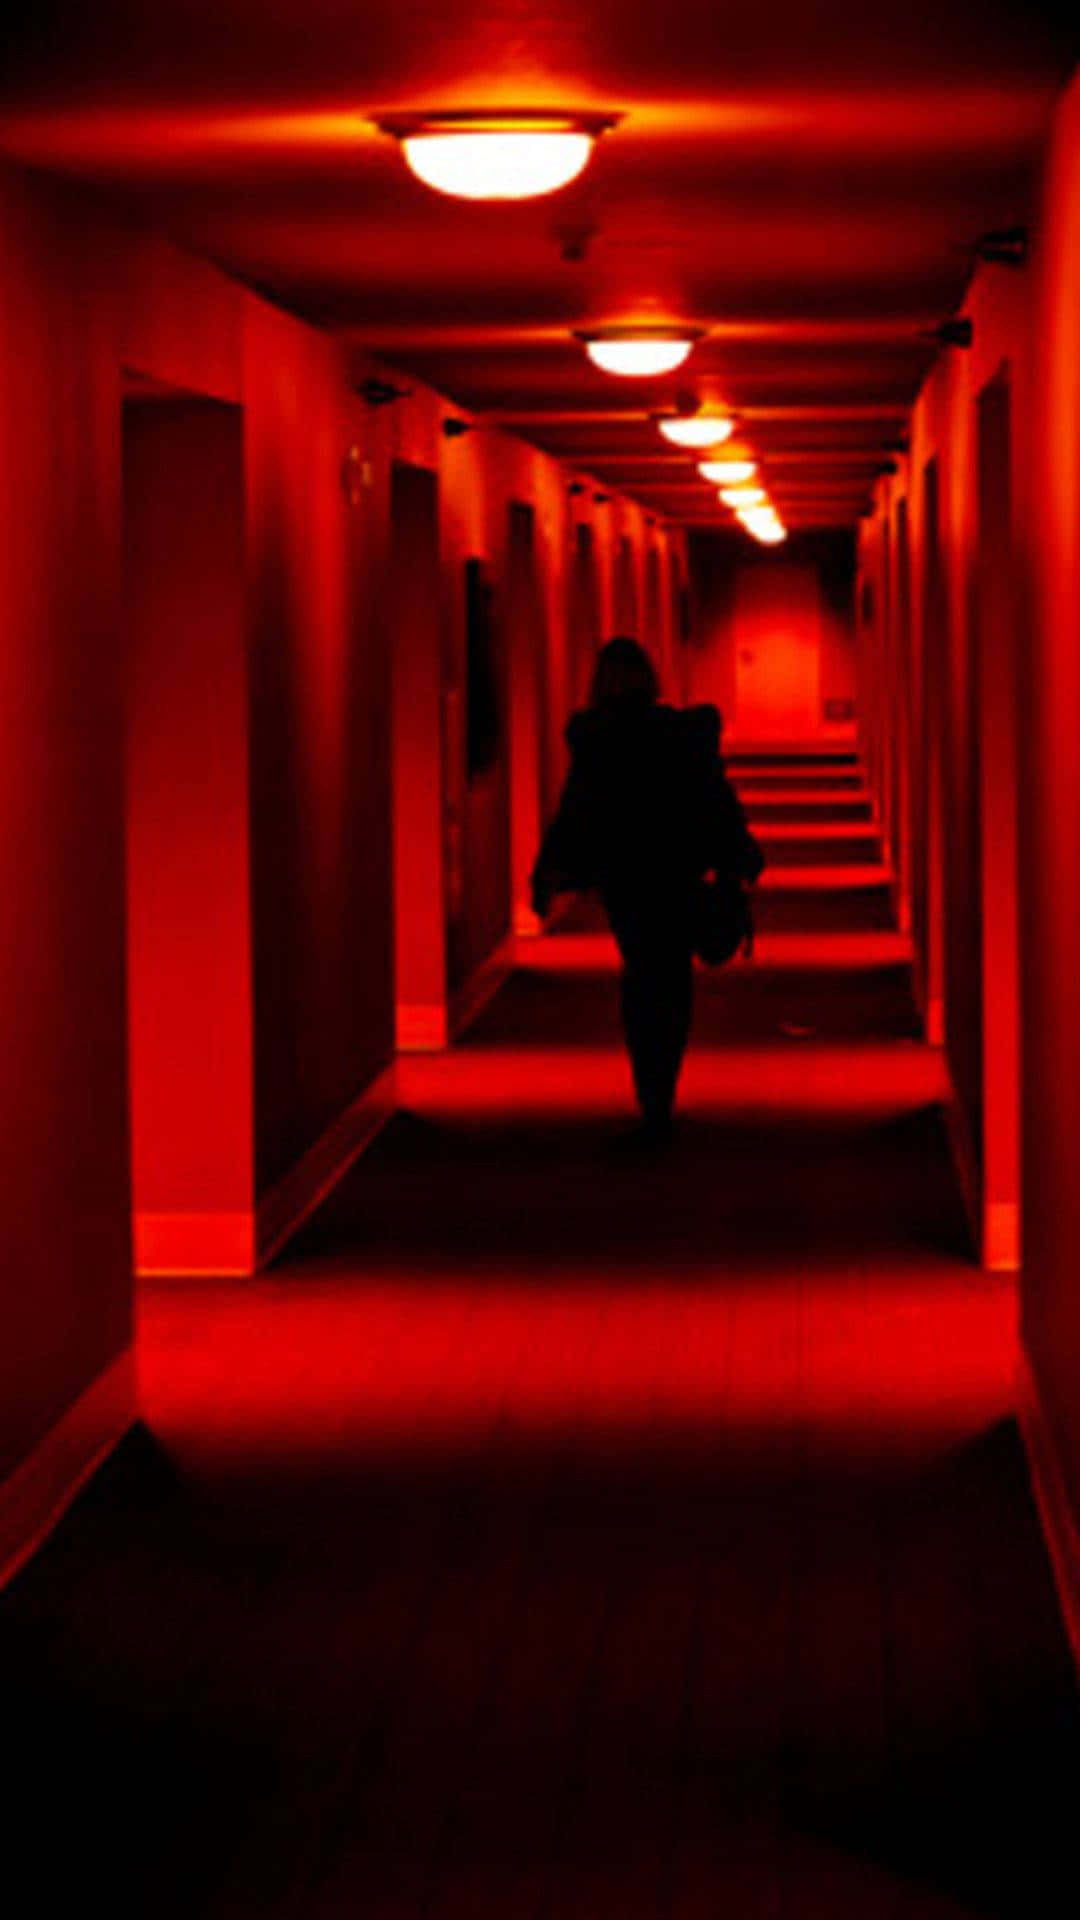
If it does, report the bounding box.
[618,940,694,1128]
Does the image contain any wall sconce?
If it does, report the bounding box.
[922,318,973,350]
[356,377,411,406]
[567,481,587,497]
[973,226,1028,268]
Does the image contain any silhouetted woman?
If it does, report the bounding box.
[531,637,762,1136]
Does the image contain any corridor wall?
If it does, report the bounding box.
[1019,66,1080,1586]
[859,63,1080,1646]
[0,166,134,1571]
[0,153,683,1571]
[859,250,1030,1273]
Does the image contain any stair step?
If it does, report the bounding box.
[741,790,874,823]
[758,863,892,893]
[753,867,895,933]
[731,769,866,792]
[723,738,858,758]
[755,822,881,867]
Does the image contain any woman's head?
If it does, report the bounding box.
[588,637,660,708]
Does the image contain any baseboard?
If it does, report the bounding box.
[514,903,543,937]
[1016,1349,1080,1681]
[984,1199,1021,1274]
[0,1347,136,1592]
[134,1211,255,1277]
[449,934,516,1040]
[255,1065,396,1267]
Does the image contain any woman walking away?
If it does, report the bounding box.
[531,637,763,1139]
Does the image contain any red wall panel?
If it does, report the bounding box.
[244,300,394,1195]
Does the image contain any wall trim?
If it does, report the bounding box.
[396,1003,449,1052]
[1017,1348,1080,1681]
[984,1200,1020,1274]
[255,1064,396,1268]
[0,1347,136,1593]
[134,1210,255,1278]
[449,933,516,1040]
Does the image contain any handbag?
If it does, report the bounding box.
[693,871,754,966]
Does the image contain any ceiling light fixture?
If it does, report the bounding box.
[577,325,705,378]
[739,507,787,545]
[720,485,767,509]
[378,110,618,200]
[655,411,735,449]
[699,457,757,485]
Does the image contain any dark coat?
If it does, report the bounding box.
[531,699,763,922]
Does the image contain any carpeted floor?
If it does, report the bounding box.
[3,752,1079,1916]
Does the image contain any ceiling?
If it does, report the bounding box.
[2,2,1077,527]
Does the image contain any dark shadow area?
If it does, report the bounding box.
[467,954,923,1046]
[2,1416,1078,1917]
[293,1101,971,1272]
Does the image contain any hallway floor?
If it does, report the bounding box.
[5,752,1080,1916]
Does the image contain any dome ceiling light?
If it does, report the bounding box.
[377,110,618,200]
[576,325,705,378]
[720,485,767,509]
[699,457,757,485]
[739,506,787,545]
[655,411,735,449]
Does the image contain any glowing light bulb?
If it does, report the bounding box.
[739,507,787,544]
[720,485,767,509]
[380,111,617,201]
[699,458,757,485]
[582,331,701,377]
[656,413,735,449]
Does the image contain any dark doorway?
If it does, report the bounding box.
[975,369,1020,1268]
[507,502,546,934]
[571,522,602,707]
[388,460,446,1050]
[123,388,252,1275]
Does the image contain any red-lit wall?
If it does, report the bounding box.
[1020,67,1080,1518]
[859,246,1030,1272]
[243,299,394,1195]
[0,167,133,1485]
[0,153,685,1523]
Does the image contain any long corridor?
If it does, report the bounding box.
[3,747,1079,1916]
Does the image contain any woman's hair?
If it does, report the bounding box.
[588,636,660,708]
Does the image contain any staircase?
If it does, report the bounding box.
[725,741,893,934]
